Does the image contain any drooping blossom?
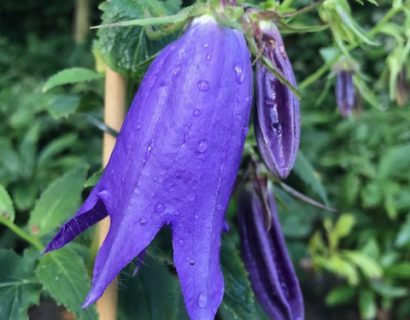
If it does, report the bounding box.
[237,180,304,320]
[46,15,252,320]
[335,69,356,117]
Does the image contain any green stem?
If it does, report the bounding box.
[0,217,44,251]
[299,6,401,90]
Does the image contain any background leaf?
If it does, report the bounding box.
[0,184,15,222]
[36,247,98,320]
[96,0,182,77]
[0,249,41,320]
[43,68,103,92]
[29,166,88,237]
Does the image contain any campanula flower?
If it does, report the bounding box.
[45,15,252,320]
[238,181,304,320]
[254,21,300,179]
[335,69,356,117]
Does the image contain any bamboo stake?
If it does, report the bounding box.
[74,0,90,44]
[96,67,127,320]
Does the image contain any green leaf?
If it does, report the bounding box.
[118,254,188,320]
[220,238,256,319]
[385,263,410,278]
[342,250,382,279]
[37,134,78,168]
[333,214,355,240]
[379,144,410,179]
[84,169,103,188]
[97,0,182,77]
[395,214,410,247]
[0,249,41,320]
[316,255,359,285]
[326,285,355,306]
[293,152,329,205]
[47,95,81,119]
[359,290,377,320]
[0,184,15,222]
[43,68,103,92]
[371,281,408,298]
[36,247,98,320]
[29,166,88,237]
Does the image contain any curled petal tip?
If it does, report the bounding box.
[81,291,100,309]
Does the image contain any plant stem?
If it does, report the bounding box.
[0,217,44,251]
[299,6,401,90]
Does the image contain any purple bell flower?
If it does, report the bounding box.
[254,21,300,179]
[335,69,356,117]
[238,181,304,320]
[45,15,252,320]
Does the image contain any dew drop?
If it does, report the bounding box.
[197,293,208,308]
[178,239,184,246]
[194,214,199,221]
[234,64,244,84]
[216,204,223,211]
[155,203,165,213]
[173,69,179,77]
[197,80,210,92]
[136,122,142,130]
[189,259,195,266]
[206,52,212,61]
[197,139,208,153]
[203,43,209,48]
[173,210,181,216]
[193,109,201,117]
[138,217,147,226]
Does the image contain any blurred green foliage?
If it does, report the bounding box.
[0,0,409,319]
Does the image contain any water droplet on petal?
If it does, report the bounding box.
[172,67,180,76]
[206,52,212,61]
[203,43,209,48]
[155,203,165,213]
[194,214,199,221]
[216,204,223,211]
[173,210,181,216]
[234,64,244,84]
[193,109,201,117]
[178,239,184,246]
[197,139,208,153]
[189,259,195,266]
[197,293,208,308]
[136,122,142,130]
[197,80,210,92]
[138,217,147,226]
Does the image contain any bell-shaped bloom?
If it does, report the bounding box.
[335,69,356,117]
[237,182,304,320]
[254,21,300,179]
[45,15,252,320]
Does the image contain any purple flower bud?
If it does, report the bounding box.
[254,21,300,179]
[238,182,304,320]
[45,15,252,320]
[335,70,356,117]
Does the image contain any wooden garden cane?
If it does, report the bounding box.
[97,67,127,320]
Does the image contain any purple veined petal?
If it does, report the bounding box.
[335,70,356,117]
[238,183,304,320]
[254,21,300,179]
[46,14,253,320]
